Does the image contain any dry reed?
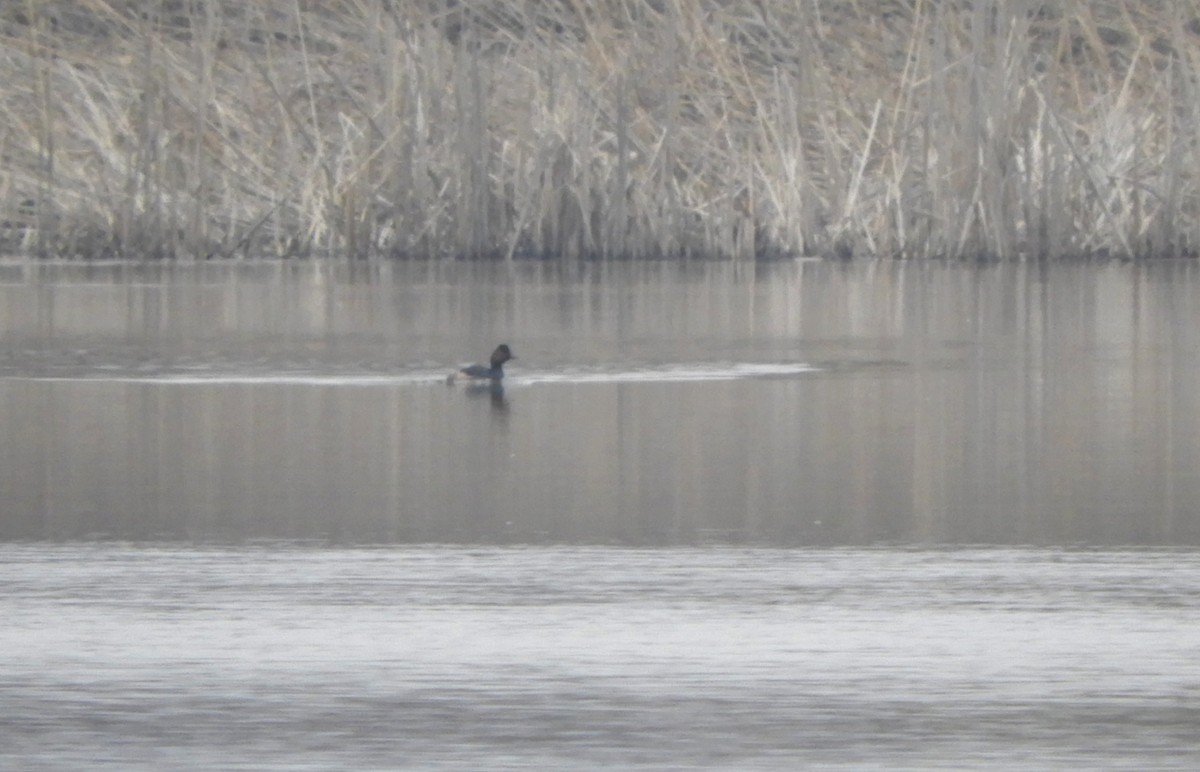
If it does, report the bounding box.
[2,0,1199,260]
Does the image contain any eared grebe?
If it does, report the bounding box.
[447,344,515,385]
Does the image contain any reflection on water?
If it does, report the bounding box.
[2,259,1200,545]
[5,262,1200,769]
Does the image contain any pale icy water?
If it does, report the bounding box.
[3,544,1199,770]
[3,258,1200,768]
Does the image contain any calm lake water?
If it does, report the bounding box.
[2,258,1200,768]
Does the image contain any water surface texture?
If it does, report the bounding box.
[3,259,1200,769]
[2,544,1198,770]
[2,259,1198,545]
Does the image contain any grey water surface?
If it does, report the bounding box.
[3,544,1199,770]
[2,258,1200,769]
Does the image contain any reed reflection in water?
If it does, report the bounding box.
[1,259,1198,545]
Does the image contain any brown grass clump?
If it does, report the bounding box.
[2,1,1199,260]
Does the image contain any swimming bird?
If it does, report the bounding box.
[447,344,515,385]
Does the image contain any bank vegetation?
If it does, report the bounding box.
[3,0,1200,260]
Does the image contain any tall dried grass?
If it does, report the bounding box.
[2,0,1199,259]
